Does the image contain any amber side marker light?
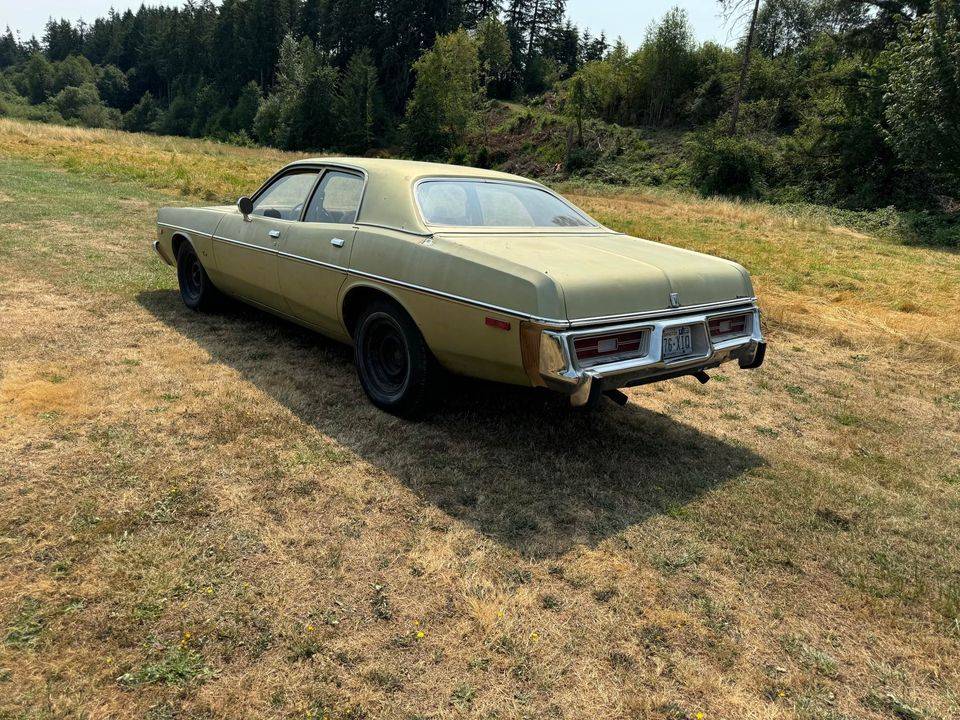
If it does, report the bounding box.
[485,317,511,331]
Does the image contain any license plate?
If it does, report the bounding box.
[662,326,693,359]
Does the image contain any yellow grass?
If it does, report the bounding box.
[1,119,959,720]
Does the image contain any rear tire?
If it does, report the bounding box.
[354,300,436,418]
[176,242,218,311]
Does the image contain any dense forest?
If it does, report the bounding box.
[1,0,958,226]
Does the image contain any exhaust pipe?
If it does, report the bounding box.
[603,389,629,406]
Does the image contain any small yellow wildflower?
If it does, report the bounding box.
[416,630,425,639]
[529,631,540,642]
[205,587,213,594]
[696,713,704,720]
[306,624,315,633]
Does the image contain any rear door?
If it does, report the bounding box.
[278,168,365,335]
[213,169,319,310]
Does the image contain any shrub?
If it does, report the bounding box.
[52,82,116,127]
[687,131,774,198]
[122,91,159,132]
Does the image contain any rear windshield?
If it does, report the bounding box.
[415,180,593,228]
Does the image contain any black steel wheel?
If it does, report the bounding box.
[176,241,217,311]
[354,299,436,418]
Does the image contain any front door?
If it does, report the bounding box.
[213,169,319,310]
[278,169,364,335]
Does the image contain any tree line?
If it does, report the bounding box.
[0,0,958,214]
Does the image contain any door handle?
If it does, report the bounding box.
[268,230,281,238]
[330,237,345,248]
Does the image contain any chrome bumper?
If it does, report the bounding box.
[538,304,765,405]
[153,239,175,266]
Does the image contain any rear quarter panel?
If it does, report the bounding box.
[345,228,557,385]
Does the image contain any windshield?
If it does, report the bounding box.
[416,180,594,228]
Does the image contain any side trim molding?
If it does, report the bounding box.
[156,223,758,329]
[158,221,207,236]
[211,234,276,255]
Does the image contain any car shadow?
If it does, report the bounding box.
[137,290,763,558]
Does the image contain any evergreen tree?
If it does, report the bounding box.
[476,14,512,96]
[336,49,383,153]
[255,34,339,149]
[0,27,24,69]
[232,80,261,133]
[96,64,129,108]
[122,90,160,132]
[43,19,84,61]
[23,53,54,104]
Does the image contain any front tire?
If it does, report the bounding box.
[354,300,436,418]
[176,242,218,311]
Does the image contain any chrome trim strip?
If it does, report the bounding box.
[158,221,207,236]
[355,221,433,237]
[345,267,552,321]
[212,234,276,255]
[412,176,599,229]
[160,220,757,329]
[260,162,370,224]
[567,298,757,328]
[278,250,348,273]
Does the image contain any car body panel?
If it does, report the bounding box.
[212,211,287,309]
[156,158,764,396]
[278,222,355,336]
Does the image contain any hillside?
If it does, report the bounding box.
[1,119,958,719]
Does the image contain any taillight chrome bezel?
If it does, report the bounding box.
[707,312,752,341]
[571,327,651,367]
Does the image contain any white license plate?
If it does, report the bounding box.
[662,326,693,359]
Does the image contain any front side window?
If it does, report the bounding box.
[304,170,364,224]
[416,180,593,228]
[252,171,318,220]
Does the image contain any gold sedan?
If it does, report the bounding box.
[155,158,765,416]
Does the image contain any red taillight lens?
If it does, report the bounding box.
[708,314,749,339]
[573,330,645,362]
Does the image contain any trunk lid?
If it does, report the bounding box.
[435,230,754,321]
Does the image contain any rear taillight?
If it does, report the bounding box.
[708,313,749,340]
[573,330,646,365]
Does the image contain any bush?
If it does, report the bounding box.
[121,91,159,132]
[52,83,100,120]
[687,132,774,198]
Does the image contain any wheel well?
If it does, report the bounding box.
[341,286,405,338]
[171,233,189,263]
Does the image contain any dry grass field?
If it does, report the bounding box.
[1,118,958,720]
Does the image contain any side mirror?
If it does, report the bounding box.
[237,196,254,218]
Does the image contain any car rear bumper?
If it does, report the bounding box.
[534,303,765,405]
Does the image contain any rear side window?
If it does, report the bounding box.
[252,171,318,220]
[304,170,364,224]
[416,180,593,228]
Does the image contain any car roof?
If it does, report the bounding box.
[288,156,538,184]
[283,157,547,232]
